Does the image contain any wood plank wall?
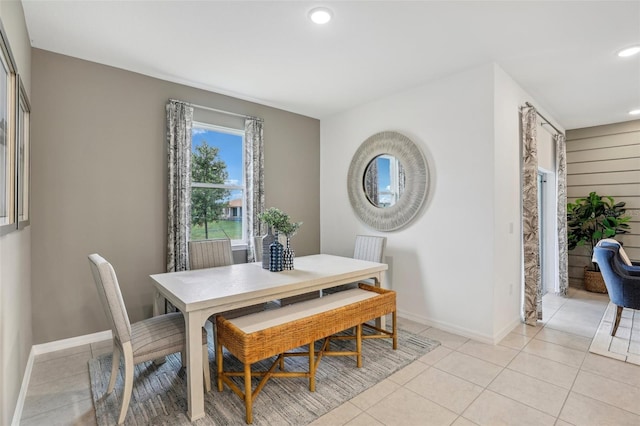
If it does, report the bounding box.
[566,120,640,288]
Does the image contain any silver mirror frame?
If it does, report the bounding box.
[347,131,429,231]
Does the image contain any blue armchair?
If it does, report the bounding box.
[592,241,640,336]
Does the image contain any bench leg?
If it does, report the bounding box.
[392,310,398,350]
[356,324,362,368]
[216,341,224,392]
[245,363,253,424]
[309,340,316,392]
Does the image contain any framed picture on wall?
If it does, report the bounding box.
[16,76,30,228]
[0,20,17,236]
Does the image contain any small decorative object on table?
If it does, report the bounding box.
[269,230,284,272]
[258,208,289,270]
[280,219,302,270]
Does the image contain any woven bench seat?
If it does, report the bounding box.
[216,283,396,424]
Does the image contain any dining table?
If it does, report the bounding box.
[150,253,388,421]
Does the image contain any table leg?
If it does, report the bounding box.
[185,313,205,421]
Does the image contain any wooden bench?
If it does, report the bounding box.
[215,283,397,424]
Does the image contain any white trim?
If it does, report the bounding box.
[397,308,521,345]
[11,346,35,426]
[32,330,112,355]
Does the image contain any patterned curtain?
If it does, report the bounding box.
[556,133,568,296]
[166,100,193,272]
[521,105,542,325]
[245,118,264,262]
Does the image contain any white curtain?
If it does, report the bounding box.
[521,105,542,325]
[245,118,264,262]
[166,100,193,272]
[556,133,568,296]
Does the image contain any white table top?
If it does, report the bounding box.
[150,253,388,314]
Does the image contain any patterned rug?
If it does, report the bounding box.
[589,302,640,365]
[89,329,439,425]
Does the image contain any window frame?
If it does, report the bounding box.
[16,76,30,229]
[0,20,17,236]
[190,121,247,246]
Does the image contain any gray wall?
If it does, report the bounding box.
[566,120,640,287]
[0,2,32,424]
[31,49,320,344]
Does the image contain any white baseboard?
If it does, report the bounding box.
[32,330,112,355]
[11,330,112,424]
[397,308,521,345]
[11,346,35,426]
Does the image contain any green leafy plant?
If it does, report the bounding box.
[279,219,303,237]
[567,191,631,271]
[257,207,290,233]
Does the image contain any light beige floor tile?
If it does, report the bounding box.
[498,332,533,350]
[20,397,96,426]
[349,378,400,411]
[418,345,453,365]
[554,420,575,426]
[544,313,601,339]
[345,412,384,426]
[522,339,586,368]
[310,401,363,426]
[396,317,431,334]
[457,340,518,367]
[581,352,640,388]
[34,344,92,363]
[29,352,91,387]
[365,387,457,426]
[387,359,429,385]
[510,323,542,338]
[452,417,479,426]
[420,328,469,349]
[559,392,640,426]
[534,328,592,352]
[572,370,640,415]
[404,367,483,414]
[434,351,502,387]
[488,369,569,417]
[23,371,92,419]
[507,352,579,389]
[462,390,556,426]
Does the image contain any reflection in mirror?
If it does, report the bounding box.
[363,155,405,208]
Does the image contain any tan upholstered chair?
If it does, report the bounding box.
[88,254,210,425]
[324,235,387,295]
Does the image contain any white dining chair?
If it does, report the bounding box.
[324,235,387,295]
[88,254,211,424]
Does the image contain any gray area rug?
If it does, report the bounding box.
[89,329,440,425]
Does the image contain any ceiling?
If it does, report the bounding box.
[21,1,640,130]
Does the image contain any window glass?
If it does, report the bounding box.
[190,123,245,243]
[0,48,10,226]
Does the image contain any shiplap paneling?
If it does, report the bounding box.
[568,158,639,174]
[566,120,640,287]
[566,132,640,152]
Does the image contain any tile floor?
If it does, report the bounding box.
[19,288,640,425]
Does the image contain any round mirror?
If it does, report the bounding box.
[348,131,429,231]
[363,155,405,208]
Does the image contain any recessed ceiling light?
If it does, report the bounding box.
[629,109,640,115]
[618,46,640,57]
[309,7,332,25]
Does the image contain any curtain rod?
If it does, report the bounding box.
[169,98,263,122]
[523,102,563,136]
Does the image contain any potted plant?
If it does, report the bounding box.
[567,191,631,292]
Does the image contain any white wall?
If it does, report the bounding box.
[321,63,563,343]
[0,2,32,424]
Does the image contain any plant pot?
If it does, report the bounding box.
[584,267,607,294]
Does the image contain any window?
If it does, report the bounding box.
[0,24,16,235]
[190,122,246,244]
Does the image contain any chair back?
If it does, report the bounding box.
[189,238,234,270]
[253,236,263,262]
[88,254,132,344]
[596,238,633,266]
[353,235,386,263]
